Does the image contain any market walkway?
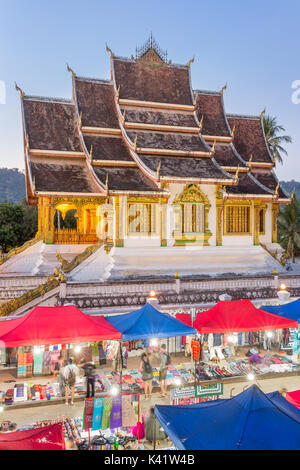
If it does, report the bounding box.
[3,373,300,427]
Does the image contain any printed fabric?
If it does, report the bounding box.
[110,396,122,429]
[92,398,104,431]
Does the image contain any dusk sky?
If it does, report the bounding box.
[0,0,299,181]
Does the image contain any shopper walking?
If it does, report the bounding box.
[81,361,96,398]
[156,344,170,398]
[140,352,153,400]
[63,358,79,405]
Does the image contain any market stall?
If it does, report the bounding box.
[189,300,299,381]
[154,385,300,450]
[0,422,65,450]
[262,298,300,321]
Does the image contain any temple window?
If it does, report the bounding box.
[224,205,251,235]
[127,203,157,235]
[259,208,265,235]
[181,204,205,234]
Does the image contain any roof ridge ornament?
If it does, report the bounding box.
[260,108,266,119]
[116,85,120,98]
[32,176,36,192]
[89,145,93,161]
[105,43,114,58]
[220,83,227,95]
[66,63,75,78]
[275,182,279,196]
[248,154,253,167]
[26,135,30,149]
[79,111,82,127]
[15,82,25,98]
[156,161,161,180]
[186,56,195,68]
[198,115,204,131]
[122,109,126,123]
[234,165,240,183]
[193,93,199,106]
[136,34,168,63]
[231,125,236,137]
[105,173,109,191]
[211,139,216,154]
[133,134,138,151]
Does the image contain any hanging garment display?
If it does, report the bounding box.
[121,395,137,427]
[33,351,43,375]
[83,398,94,430]
[110,396,122,429]
[101,397,113,430]
[42,350,51,375]
[92,398,104,431]
[191,339,201,362]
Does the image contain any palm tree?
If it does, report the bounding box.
[278,194,300,263]
[263,115,292,165]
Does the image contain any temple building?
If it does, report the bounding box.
[14,36,291,282]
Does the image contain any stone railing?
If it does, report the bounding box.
[0,235,41,266]
[56,242,104,273]
[60,275,300,310]
[0,276,59,317]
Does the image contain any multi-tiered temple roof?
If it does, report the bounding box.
[19,37,290,204]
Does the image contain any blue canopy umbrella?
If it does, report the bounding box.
[261,298,300,322]
[105,303,196,341]
[155,385,300,450]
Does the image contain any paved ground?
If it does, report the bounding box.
[3,373,300,426]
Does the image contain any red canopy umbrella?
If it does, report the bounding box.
[193,300,298,333]
[0,305,121,347]
[0,422,65,450]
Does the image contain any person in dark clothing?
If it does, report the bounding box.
[81,361,96,398]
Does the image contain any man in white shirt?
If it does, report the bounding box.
[63,358,79,405]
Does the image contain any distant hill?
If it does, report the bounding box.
[0,168,26,203]
[280,180,300,200]
[0,167,298,204]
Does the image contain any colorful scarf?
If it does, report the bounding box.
[92,398,104,430]
[122,395,137,427]
[110,396,122,429]
[101,397,112,430]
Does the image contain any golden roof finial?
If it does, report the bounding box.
[105,43,114,58]
[122,109,126,123]
[116,85,120,98]
[248,154,253,166]
[89,145,93,160]
[275,182,279,196]
[199,115,204,131]
[259,108,266,119]
[186,56,195,68]
[32,176,36,192]
[291,187,296,199]
[15,82,25,98]
[66,63,75,78]
[79,111,82,127]
[105,173,109,191]
[156,161,161,180]
[133,134,138,151]
[211,139,216,154]
[231,124,236,138]
[234,165,240,182]
[220,83,227,95]
[193,93,198,106]
[26,135,29,149]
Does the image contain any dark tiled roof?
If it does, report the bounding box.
[23,99,82,152]
[75,79,119,128]
[226,173,272,196]
[251,170,289,199]
[128,131,208,152]
[121,108,197,127]
[83,135,133,162]
[113,58,193,105]
[93,166,160,192]
[195,92,231,137]
[227,116,273,164]
[30,158,100,193]
[139,155,234,180]
[213,143,247,167]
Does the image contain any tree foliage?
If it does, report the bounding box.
[263,115,292,165]
[278,195,300,262]
[0,200,38,252]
